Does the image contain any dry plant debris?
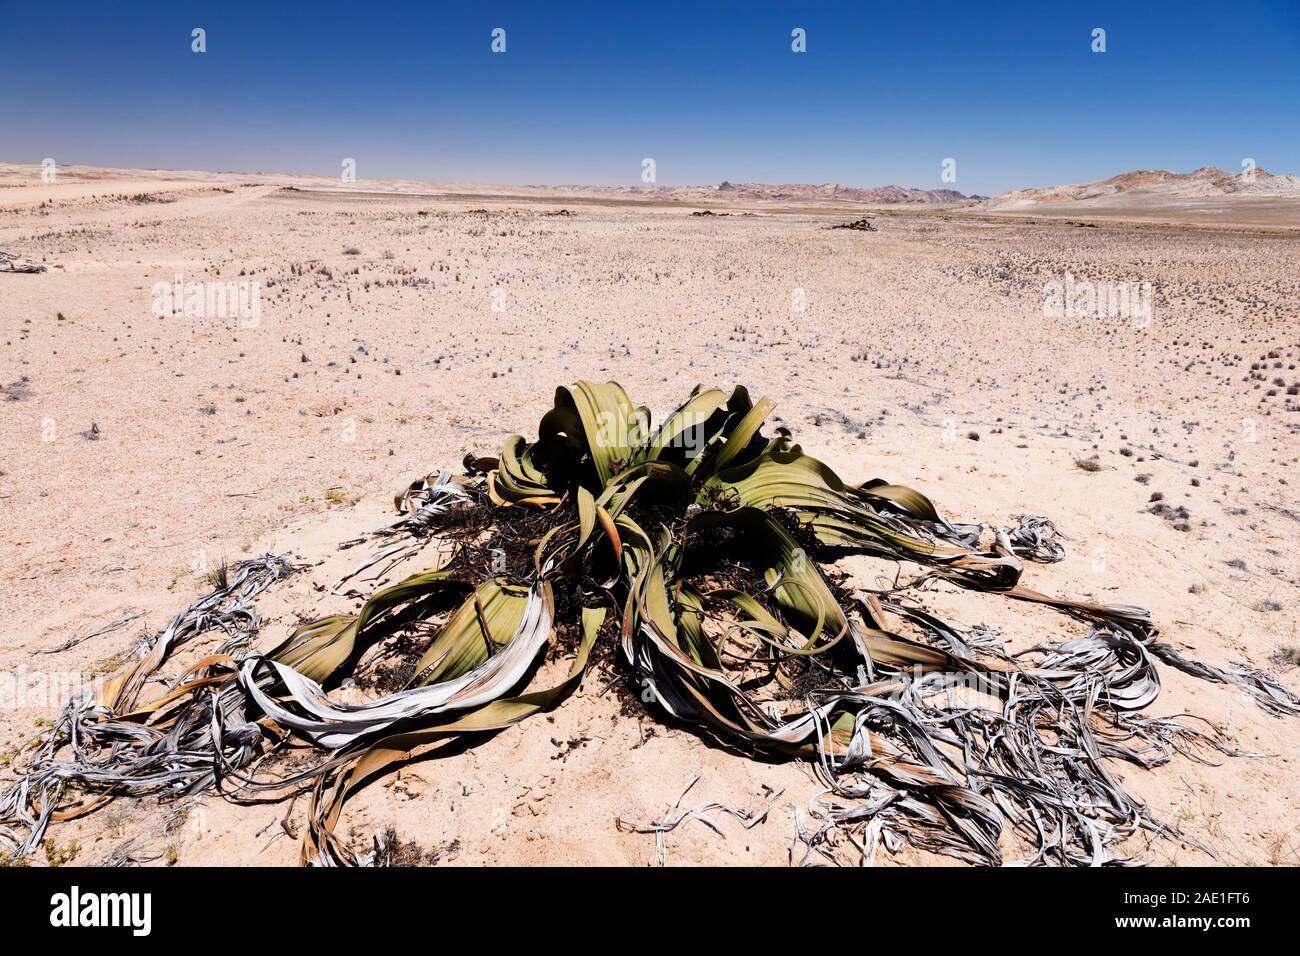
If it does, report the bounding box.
[2,381,1297,867]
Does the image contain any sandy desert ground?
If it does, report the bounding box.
[1,164,1297,866]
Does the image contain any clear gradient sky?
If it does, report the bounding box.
[2,0,1297,195]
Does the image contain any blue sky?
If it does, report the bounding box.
[1,0,1297,195]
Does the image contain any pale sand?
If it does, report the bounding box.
[1,166,1297,866]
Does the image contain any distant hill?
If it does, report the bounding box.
[987,165,1300,209]
[711,181,972,204]
[561,180,977,205]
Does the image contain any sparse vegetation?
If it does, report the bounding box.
[43,838,80,867]
[830,218,876,231]
[6,380,1294,871]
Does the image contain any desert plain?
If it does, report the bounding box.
[0,163,1297,866]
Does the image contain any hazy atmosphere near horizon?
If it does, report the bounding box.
[3,0,1299,193]
[1,0,1299,892]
